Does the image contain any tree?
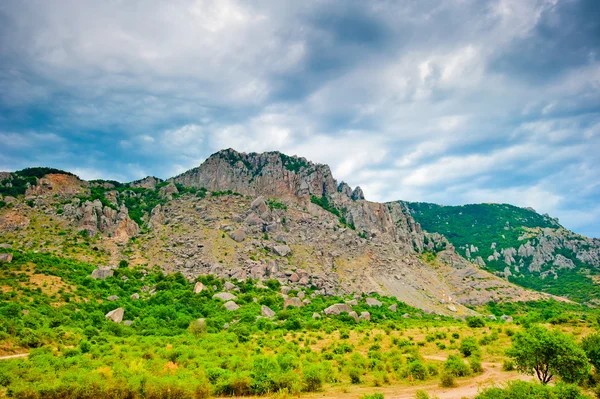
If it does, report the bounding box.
[506,326,589,384]
[581,333,600,371]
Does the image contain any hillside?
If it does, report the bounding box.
[401,202,600,303]
[0,149,550,316]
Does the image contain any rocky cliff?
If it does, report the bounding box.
[0,150,564,314]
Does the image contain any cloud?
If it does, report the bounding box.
[0,0,599,236]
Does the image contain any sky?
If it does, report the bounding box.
[0,0,599,237]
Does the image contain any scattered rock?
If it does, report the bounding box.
[312,312,321,319]
[273,245,292,257]
[0,253,13,263]
[229,229,246,242]
[365,298,382,307]
[223,281,237,291]
[487,314,497,321]
[194,282,207,294]
[224,301,240,311]
[105,308,124,323]
[281,286,291,295]
[323,303,352,316]
[123,320,133,326]
[388,304,397,313]
[91,267,114,280]
[345,299,358,306]
[447,305,457,312]
[359,311,371,321]
[130,293,140,300]
[213,292,237,301]
[107,295,119,301]
[251,196,268,214]
[402,313,411,318]
[348,311,359,323]
[261,305,275,318]
[0,244,11,249]
[297,291,305,299]
[284,297,303,309]
[500,314,513,323]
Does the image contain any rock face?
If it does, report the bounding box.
[91,267,114,280]
[130,176,163,189]
[62,201,139,242]
[172,149,338,198]
[105,308,124,323]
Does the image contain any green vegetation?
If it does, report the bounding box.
[1,168,76,198]
[475,380,590,399]
[279,153,309,173]
[310,195,355,230]
[267,199,287,211]
[506,325,590,384]
[402,201,598,302]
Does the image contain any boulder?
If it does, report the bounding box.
[281,286,291,295]
[229,229,246,242]
[487,315,497,321]
[91,267,114,280]
[0,253,13,263]
[223,281,237,291]
[261,305,276,318]
[284,297,303,309]
[402,313,411,318]
[0,244,11,249]
[297,291,305,299]
[123,320,133,326]
[194,282,207,294]
[213,292,237,301]
[388,304,397,313]
[107,295,119,301]
[288,273,299,282]
[348,311,359,323]
[345,299,358,306]
[273,245,292,257]
[312,312,322,319]
[105,308,124,323]
[447,305,457,312]
[251,196,268,214]
[500,314,513,323]
[302,299,312,305]
[323,303,352,316]
[365,298,382,307]
[224,301,240,311]
[130,293,140,300]
[359,311,371,321]
[245,214,263,226]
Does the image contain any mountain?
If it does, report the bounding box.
[401,201,600,304]
[0,149,569,315]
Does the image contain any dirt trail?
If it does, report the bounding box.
[0,353,28,360]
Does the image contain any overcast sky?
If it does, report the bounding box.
[1,0,599,237]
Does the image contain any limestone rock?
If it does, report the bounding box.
[0,253,12,263]
[213,292,237,301]
[312,312,321,319]
[0,244,11,249]
[281,286,291,295]
[224,301,240,311]
[130,293,140,300]
[194,282,207,294]
[91,267,114,280]
[261,305,275,318]
[348,311,359,323]
[251,196,268,214]
[359,311,371,321]
[337,182,353,197]
[105,308,124,323]
[284,297,303,309]
[223,282,237,291]
[107,295,119,301]
[229,229,246,242]
[123,320,133,326]
[273,245,291,257]
[365,298,382,307]
[388,304,397,313]
[323,303,352,316]
[500,314,513,323]
[351,186,365,201]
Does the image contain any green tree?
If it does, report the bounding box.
[506,326,590,384]
[581,333,600,371]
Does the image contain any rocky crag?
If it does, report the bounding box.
[1,149,572,314]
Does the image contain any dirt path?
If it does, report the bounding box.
[0,353,28,360]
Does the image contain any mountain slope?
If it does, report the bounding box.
[401,201,600,303]
[0,149,552,315]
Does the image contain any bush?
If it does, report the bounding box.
[444,355,471,377]
[502,359,515,371]
[466,317,485,328]
[460,337,479,357]
[361,394,385,399]
[302,364,323,392]
[440,372,456,388]
[408,360,427,380]
[475,380,589,399]
[349,367,362,384]
[469,355,483,374]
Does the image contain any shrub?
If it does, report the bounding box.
[469,355,483,374]
[439,372,456,388]
[361,394,384,399]
[502,359,515,371]
[459,337,479,357]
[408,360,428,380]
[349,367,362,384]
[302,364,323,392]
[466,317,485,328]
[444,355,471,377]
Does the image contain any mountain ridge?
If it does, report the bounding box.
[1,148,596,310]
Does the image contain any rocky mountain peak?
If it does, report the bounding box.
[173,148,338,198]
